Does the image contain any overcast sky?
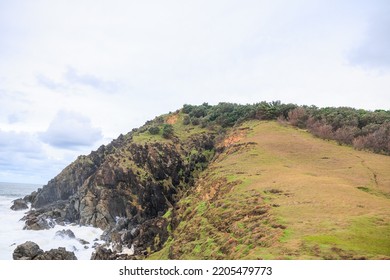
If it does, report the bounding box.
[1,0,389,184]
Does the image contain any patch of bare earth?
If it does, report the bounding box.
[166,114,178,124]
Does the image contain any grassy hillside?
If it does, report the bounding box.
[151,121,390,260]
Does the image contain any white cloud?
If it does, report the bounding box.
[1,0,390,182]
[40,110,103,149]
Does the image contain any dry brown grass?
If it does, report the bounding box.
[221,121,390,259]
[153,121,390,259]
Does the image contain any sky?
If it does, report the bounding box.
[0,0,389,184]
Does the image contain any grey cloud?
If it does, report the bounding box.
[348,3,390,70]
[36,74,66,90]
[0,130,50,183]
[40,110,103,149]
[7,113,21,124]
[0,130,44,155]
[65,67,120,93]
[7,110,27,124]
[36,68,120,93]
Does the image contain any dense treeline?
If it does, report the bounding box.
[181,101,390,155]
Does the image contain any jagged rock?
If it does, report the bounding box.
[77,238,89,245]
[113,243,122,253]
[91,245,136,260]
[23,217,55,230]
[114,217,130,231]
[34,247,77,260]
[23,191,37,204]
[13,241,43,260]
[22,210,56,230]
[90,246,115,260]
[31,154,101,209]
[131,217,169,255]
[22,205,67,230]
[13,241,77,260]
[10,198,28,211]
[55,229,76,239]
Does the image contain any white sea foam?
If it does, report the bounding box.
[0,183,104,260]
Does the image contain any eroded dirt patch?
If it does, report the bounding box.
[166,114,179,124]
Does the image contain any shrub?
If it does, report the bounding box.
[288,107,308,128]
[182,115,191,125]
[148,126,160,135]
[309,122,334,140]
[162,124,174,139]
[353,136,367,151]
[191,118,200,126]
[334,126,360,145]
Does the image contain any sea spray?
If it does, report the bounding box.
[0,182,104,260]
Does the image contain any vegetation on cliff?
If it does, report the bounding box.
[180,101,390,155]
[17,101,390,259]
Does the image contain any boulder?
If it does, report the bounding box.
[77,238,89,245]
[55,229,76,239]
[90,246,115,260]
[34,247,77,260]
[13,241,77,260]
[23,213,56,230]
[13,241,43,260]
[10,199,28,211]
[91,245,135,260]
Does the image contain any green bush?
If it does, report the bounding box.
[148,126,160,135]
[183,115,190,125]
[162,124,174,139]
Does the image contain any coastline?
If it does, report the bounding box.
[0,182,104,260]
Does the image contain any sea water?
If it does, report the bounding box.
[0,182,104,260]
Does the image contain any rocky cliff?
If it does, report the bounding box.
[19,112,217,257]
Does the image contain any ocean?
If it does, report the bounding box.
[0,182,104,260]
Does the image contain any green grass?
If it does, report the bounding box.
[304,216,390,257]
[170,113,210,140]
[132,129,170,144]
[147,236,173,260]
[196,201,208,215]
[132,112,212,144]
[162,209,172,219]
[280,229,292,243]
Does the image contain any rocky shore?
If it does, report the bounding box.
[11,128,216,259]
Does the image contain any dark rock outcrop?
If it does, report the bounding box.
[10,198,28,211]
[34,247,77,260]
[55,229,89,245]
[13,241,43,260]
[91,246,135,260]
[131,217,169,255]
[13,241,77,260]
[22,209,57,230]
[55,229,76,239]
